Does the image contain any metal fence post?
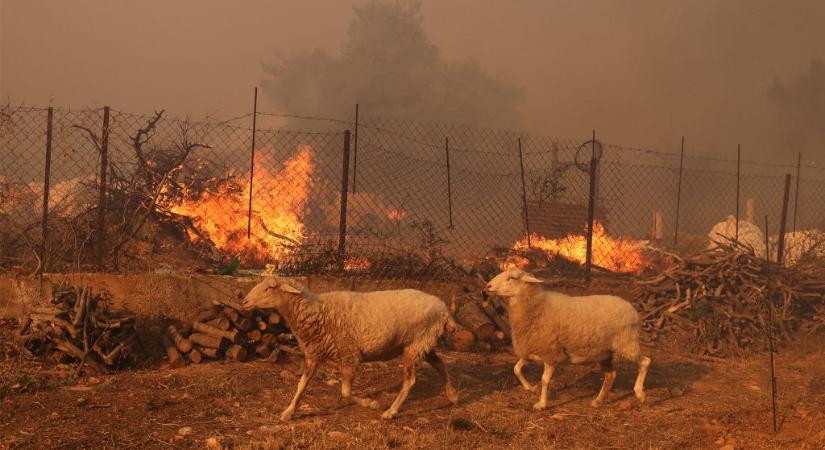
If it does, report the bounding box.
[37,107,54,275]
[735,144,741,243]
[247,87,258,239]
[777,173,792,265]
[673,136,685,247]
[352,103,359,193]
[517,138,531,248]
[96,106,111,269]
[763,214,778,433]
[445,137,453,229]
[337,130,352,272]
[584,130,598,284]
[792,152,801,234]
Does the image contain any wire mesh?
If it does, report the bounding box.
[2,105,824,280]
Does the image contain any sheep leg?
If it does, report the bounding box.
[533,362,555,410]
[514,358,537,392]
[591,357,616,407]
[425,350,458,404]
[633,355,651,403]
[280,358,318,421]
[340,363,380,409]
[382,352,417,420]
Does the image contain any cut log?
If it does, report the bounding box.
[267,313,281,326]
[449,327,475,352]
[187,349,203,364]
[225,344,248,362]
[205,317,231,331]
[479,300,511,340]
[192,322,238,343]
[247,329,263,342]
[194,308,219,323]
[256,319,268,331]
[456,302,497,341]
[161,334,186,368]
[167,325,193,353]
[255,343,272,357]
[198,346,220,359]
[222,307,240,323]
[261,333,276,346]
[189,333,228,350]
[231,317,252,331]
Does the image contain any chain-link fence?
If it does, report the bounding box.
[3,105,824,279]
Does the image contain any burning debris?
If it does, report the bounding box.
[16,284,138,372]
[505,222,651,274]
[167,147,314,266]
[162,298,300,367]
[637,236,825,356]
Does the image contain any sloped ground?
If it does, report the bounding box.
[2,331,824,449]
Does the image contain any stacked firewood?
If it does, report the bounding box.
[162,299,300,367]
[450,278,512,352]
[637,236,825,356]
[16,284,137,372]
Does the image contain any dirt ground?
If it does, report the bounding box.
[2,323,824,450]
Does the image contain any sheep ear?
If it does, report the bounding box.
[521,274,543,284]
[280,283,302,294]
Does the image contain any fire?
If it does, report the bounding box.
[513,222,649,273]
[344,256,372,271]
[387,208,406,221]
[168,146,314,265]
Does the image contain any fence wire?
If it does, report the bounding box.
[2,105,824,280]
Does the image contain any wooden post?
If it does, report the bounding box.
[337,130,351,272]
[96,106,110,269]
[763,215,778,433]
[38,107,54,275]
[650,210,663,240]
[792,152,801,234]
[735,144,741,243]
[352,103,359,193]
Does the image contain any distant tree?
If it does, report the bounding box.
[768,59,825,147]
[261,0,522,129]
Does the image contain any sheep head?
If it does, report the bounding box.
[242,275,306,311]
[484,268,543,297]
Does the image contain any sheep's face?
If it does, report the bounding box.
[484,268,543,297]
[242,276,305,311]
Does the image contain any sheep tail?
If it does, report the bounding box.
[444,314,458,334]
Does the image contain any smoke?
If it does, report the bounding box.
[2,0,824,166]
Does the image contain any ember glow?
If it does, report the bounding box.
[344,256,372,271]
[512,222,649,273]
[169,146,314,264]
[387,208,406,221]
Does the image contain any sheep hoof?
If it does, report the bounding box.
[590,399,604,408]
[525,384,538,393]
[635,390,647,403]
[279,408,295,422]
[381,409,397,420]
[532,402,546,411]
[446,386,459,404]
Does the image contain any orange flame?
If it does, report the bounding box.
[168,146,314,264]
[512,222,649,273]
[344,256,372,271]
[387,208,406,221]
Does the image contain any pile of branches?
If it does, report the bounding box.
[16,284,137,372]
[162,298,301,367]
[636,236,825,356]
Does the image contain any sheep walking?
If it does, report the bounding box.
[484,268,650,410]
[241,275,459,421]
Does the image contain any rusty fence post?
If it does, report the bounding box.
[735,144,741,243]
[247,87,258,239]
[37,107,54,275]
[96,106,111,269]
[352,103,359,193]
[517,138,531,248]
[777,173,792,265]
[763,214,778,433]
[445,137,453,229]
[673,136,685,247]
[337,130,352,272]
[792,152,801,234]
[584,130,598,284]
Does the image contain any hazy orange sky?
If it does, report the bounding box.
[2,1,824,165]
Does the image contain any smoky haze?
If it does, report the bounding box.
[2,0,824,167]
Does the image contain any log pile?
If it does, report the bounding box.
[450,279,511,352]
[16,284,137,372]
[164,298,300,367]
[636,236,825,356]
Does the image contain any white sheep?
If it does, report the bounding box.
[241,275,459,421]
[484,268,651,410]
